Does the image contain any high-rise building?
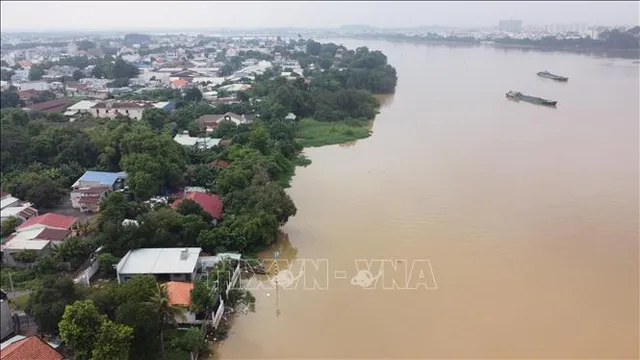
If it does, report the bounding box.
[498,20,523,33]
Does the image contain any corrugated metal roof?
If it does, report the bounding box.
[72,171,124,188]
[117,247,202,275]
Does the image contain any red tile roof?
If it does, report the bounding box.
[35,228,71,241]
[171,192,223,219]
[17,213,78,231]
[27,99,74,113]
[165,281,194,307]
[0,335,64,360]
[172,79,187,88]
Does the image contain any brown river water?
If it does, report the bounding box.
[215,40,639,359]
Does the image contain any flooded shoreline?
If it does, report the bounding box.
[216,39,639,359]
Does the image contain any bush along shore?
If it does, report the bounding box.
[0,38,397,360]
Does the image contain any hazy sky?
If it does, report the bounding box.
[1,1,638,31]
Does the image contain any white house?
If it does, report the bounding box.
[173,132,221,149]
[89,100,174,120]
[116,247,202,284]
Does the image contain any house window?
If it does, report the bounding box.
[96,109,100,115]
[106,110,109,114]
[126,110,129,114]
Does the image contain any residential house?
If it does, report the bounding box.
[89,100,174,120]
[63,100,98,118]
[0,193,37,224]
[0,194,20,210]
[165,281,199,324]
[26,99,74,114]
[116,247,203,284]
[197,112,254,132]
[164,252,241,327]
[70,171,127,212]
[1,226,72,266]
[0,335,64,360]
[218,83,252,93]
[0,205,38,223]
[15,213,78,233]
[173,132,221,149]
[171,78,188,89]
[64,82,92,97]
[171,192,223,222]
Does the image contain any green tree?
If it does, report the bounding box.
[144,283,187,360]
[236,91,250,102]
[183,87,203,103]
[27,276,83,334]
[248,123,271,154]
[59,300,104,360]
[318,57,333,71]
[76,40,95,51]
[13,250,38,264]
[97,252,120,278]
[141,108,169,131]
[0,68,14,81]
[98,192,129,225]
[189,281,216,314]
[305,40,322,56]
[28,66,45,81]
[72,69,85,81]
[167,326,207,357]
[52,236,93,269]
[92,319,134,360]
[115,275,161,360]
[1,216,20,237]
[176,198,212,223]
[0,91,20,108]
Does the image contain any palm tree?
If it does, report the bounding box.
[144,283,187,360]
[72,220,92,237]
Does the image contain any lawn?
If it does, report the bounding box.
[295,118,372,147]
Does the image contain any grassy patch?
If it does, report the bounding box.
[9,294,30,310]
[295,118,371,147]
[0,267,40,291]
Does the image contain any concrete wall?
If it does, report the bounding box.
[0,300,14,340]
[73,258,100,286]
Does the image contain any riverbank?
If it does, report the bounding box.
[295,118,372,147]
[341,34,640,59]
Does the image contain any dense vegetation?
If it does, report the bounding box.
[495,27,640,50]
[0,39,397,359]
[356,27,640,51]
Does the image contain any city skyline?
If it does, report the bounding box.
[1,1,638,32]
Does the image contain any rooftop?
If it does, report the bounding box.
[116,247,202,275]
[0,205,38,220]
[173,134,221,149]
[16,213,78,231]
[0,335,63,360]
[72,171,126,188]
[66,100,98,111]
[27,99,74,113]
[0,195,20,210]
[171,192,223,219]
[165,281,194,307]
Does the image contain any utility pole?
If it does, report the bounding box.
[274,251,281,317]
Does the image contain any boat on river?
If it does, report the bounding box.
[506,91,557,107]
[537,71,568,82]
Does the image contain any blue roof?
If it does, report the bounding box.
[77,171,125,186]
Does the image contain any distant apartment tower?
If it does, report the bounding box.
[498,20,523,34]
